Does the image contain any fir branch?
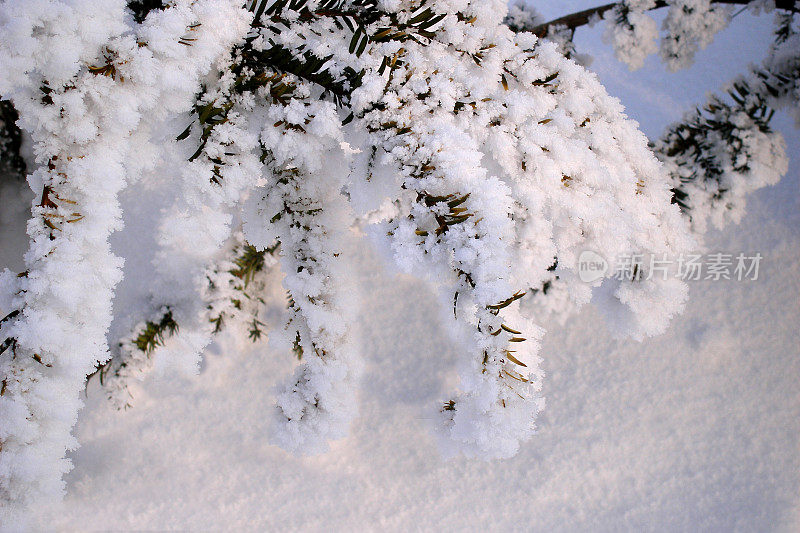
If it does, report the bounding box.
[655,17,797,230]
[86,309,178,389]
[232,44,363,106]
[526,0,798,38]
[207,239,279,336]
[131,310,179,354]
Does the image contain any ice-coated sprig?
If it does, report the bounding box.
[0,1,250,526]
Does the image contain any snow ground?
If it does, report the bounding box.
[3,4,797,532]
[35,156,800,531]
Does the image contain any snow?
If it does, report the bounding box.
[0,1,797,529]
[33,145,800,529]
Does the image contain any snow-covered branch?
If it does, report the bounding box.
[655,8,798,233]
[4,0,794,525]
[0,0,249,526]
[527,0,797,38]
[521,0,797,71]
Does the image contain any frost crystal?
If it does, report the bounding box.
[0,0,719,524]
[603,0,659,70]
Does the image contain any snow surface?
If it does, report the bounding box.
[0,3,796,531]
[34,140,800,530]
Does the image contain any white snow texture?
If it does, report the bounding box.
[0,0,796,529]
